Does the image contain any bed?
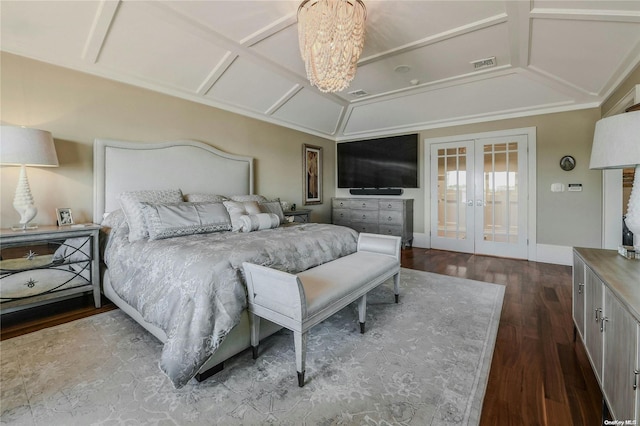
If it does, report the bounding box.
[93,139,358,388]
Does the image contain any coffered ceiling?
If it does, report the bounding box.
[2,1,639,140]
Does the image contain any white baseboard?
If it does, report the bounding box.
[409,235,572,266]
[411,233,429,249]
[535,244,573,266]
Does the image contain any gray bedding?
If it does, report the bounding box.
[102,211,358,387]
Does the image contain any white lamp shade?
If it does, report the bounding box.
[0,126,59,167]
[589,111,640,169]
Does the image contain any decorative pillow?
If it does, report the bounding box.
[141,202,232,240]
[259,200,286,224]
[184,193,229,203]
[119,190,183,242]
[101,209,126,229]
[230,194,268,203]
[223,200,262,231]
[239,213,280,233]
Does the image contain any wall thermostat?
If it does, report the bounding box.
[568,183,582,192]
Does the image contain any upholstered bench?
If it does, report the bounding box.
[242,232,401,387]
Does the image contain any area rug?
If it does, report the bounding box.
[1,268,504,425]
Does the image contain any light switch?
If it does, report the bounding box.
[551,183,565,192]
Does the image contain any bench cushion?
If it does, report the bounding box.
[297,252,398,318]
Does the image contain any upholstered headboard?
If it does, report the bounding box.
[93,139,253,223]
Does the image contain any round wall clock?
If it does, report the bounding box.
[560,155,576,171]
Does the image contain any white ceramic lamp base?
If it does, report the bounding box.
[11,165,38,230]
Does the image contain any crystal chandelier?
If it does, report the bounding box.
[298,0,366,93]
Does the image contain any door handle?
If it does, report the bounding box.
[467,200,473,206]
[476,200,484,207]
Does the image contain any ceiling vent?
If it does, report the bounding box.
[471,56,496,70]
[348,89,368,97]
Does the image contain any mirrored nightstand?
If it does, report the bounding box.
[284,209,312,223]
[0,225,101,314]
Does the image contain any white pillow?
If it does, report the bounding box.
[119,189,184,242]
[230,194,268,203]
[239,213,280,233]
[223,200,262,231]
[259,200,286,224]
[184,193,229,203]
[142,202,232,240]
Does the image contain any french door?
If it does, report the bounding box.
[430,135,529,259]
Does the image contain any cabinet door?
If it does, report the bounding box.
[585,268,604,385]
[573,254,586,341]
[603,287,638,421]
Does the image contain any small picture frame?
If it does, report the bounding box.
[56,208,74,226]
[303,144,322,205]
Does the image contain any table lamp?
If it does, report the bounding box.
[589,108,640,250]
[0,126,59,230]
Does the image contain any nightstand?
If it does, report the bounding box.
[284,209,312,223]
[0,225,101,314]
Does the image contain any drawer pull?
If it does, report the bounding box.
[387,216,392,221]
[578,283,584,294]
[387,203,392,208]
[362,215,366,219]
[634,369,639,391]
[362,203,366,208]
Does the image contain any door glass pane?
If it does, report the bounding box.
[484,142,519,243]
[436,147,467,240]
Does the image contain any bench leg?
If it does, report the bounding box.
[393,272,400,303]
[358,294,367,334]
[249,312,260,359]
[294,330,308,387]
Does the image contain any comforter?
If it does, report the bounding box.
[102,211,358,387]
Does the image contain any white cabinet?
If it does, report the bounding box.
[604,286,638,421]
[572,254,586,341]
[573,247,640,423]
[584,267,604,385]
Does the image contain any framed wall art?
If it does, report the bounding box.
[56,208,74,226]
[303,144,322,205]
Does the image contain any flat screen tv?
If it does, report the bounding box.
[337,134,418,188]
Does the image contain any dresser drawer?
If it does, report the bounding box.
[379,210,404,225]
[379,224,402,237]
[349,199,378,210]
[332,199,350,209]
[332,209,351,226]
[350,210,379,224]
[379,200,404,211]
[351,223,380,234]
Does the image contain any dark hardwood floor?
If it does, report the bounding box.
[0,248,602,424]
[402,248,603,426]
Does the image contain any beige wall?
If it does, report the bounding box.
[336,108,603,247]
[0,53,333,227]
[414,109,603,247]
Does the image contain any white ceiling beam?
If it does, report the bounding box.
[198,52,238,96]
[82,0,120,63]
[530,8,640,23]
[265,84,303,115]
[358,13,509,66]
[504,0,531,69]
[241,13,298,47]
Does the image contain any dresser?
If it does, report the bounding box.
[573,247,640,422]
[332,198,413,247]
